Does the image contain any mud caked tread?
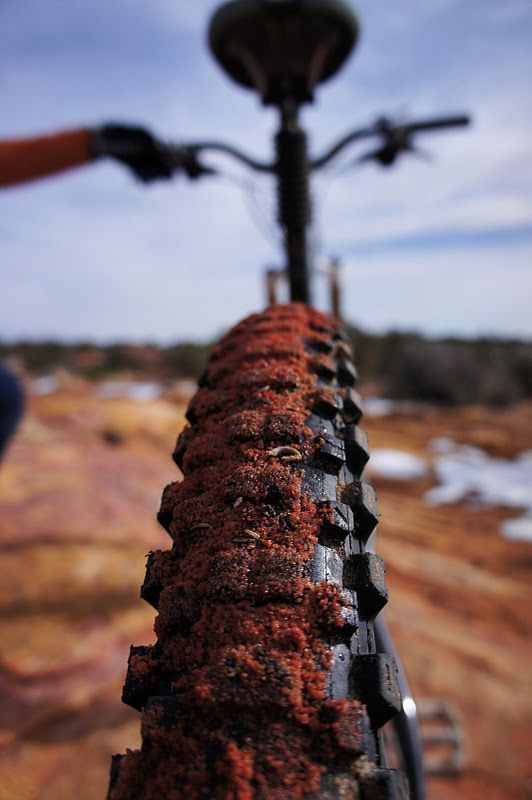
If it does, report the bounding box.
[141,696,179,735]
[108,303,402,800]
[322,500,354,538]
[139,552,163,609]
[108,755,123,794]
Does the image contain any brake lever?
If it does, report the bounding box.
[355,138,433,168]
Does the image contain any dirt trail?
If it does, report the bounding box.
[365,405,532,800]
[0,387,530,799]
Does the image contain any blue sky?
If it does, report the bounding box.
[1,0,531,342]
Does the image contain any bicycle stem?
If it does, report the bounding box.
[275,99,313,305]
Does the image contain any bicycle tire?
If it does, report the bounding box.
[107,303,408,800]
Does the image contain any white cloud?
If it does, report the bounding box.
[340,244,532,336]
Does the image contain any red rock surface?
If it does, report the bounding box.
[0,377,530,799]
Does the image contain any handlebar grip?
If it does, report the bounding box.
[404,115,471,133]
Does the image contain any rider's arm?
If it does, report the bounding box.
[0,128,92,188]
[0,124,174,188]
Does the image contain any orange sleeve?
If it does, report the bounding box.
[0,128,92,188]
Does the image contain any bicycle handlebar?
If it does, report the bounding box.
[165,113,471,178]
[311,126,375,171]
[185,142,273,173]
[312,113,471,170]
[401,114,470,134]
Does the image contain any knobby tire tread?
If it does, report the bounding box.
[107,304,407,800]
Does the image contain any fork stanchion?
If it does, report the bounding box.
[329,257,342,320]
[375,615,428,800]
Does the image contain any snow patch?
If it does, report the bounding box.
[369,449,428,480]
[500,515,532,542]
[425,441,532,543]
[97,381,163,402]
[31,375,59,395]
[363,397,422,417]
[363,397,395,417]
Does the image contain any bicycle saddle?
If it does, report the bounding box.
[208,0,359,105]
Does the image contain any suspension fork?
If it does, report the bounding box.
[275,100,312,305]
